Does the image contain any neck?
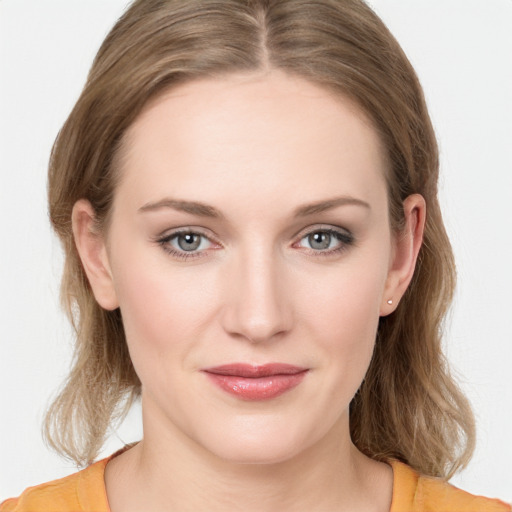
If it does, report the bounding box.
[105,407,393,512]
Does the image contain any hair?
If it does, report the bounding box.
[45,0,475,477]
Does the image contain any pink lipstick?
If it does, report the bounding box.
[202,363,308,401]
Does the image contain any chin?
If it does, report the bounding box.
[214,441,304,466]
[197,419,319,466]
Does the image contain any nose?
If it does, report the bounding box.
[220,246,293,344]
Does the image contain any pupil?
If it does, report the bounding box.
[309,232,331,250]
[178,233,201,251]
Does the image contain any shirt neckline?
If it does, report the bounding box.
[81,448,411,512]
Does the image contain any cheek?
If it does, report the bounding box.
[299,256,387,388]
[302,256,386,338]
[108,238,216,376]
[325,288,380,374]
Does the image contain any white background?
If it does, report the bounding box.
[1,0,511,503]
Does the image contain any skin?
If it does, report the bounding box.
[73,70,425,512]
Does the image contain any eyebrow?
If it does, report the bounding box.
[138,195,370,218]
[139,199,224,218]
[293,196,371,216]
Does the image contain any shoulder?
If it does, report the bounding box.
[0,458,110,512]
[390,459,511,512]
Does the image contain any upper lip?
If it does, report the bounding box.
[202,363,308,378]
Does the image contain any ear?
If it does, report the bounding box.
[72,199,119,311]
[380,194,426,316]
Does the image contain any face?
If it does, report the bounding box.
[88,71,402,464]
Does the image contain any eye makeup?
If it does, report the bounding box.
[152,224,355,262]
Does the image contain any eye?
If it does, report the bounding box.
[172,232,210,252]
[296,227,354,255]
[156,229,216,260]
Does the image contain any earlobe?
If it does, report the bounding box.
[71,199,119,311]
[380,194,426,316]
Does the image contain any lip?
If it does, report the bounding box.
[202,363,309,401]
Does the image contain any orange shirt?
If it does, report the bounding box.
[1,456,510,512]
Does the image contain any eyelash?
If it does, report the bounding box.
[155,226,355,261]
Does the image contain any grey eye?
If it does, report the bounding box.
[176,233,202,251]
[297,228,353,253]
[302,230,342,251]
[308,232,333,250]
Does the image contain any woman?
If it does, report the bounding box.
[1,0,510,510]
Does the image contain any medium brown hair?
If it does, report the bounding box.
[46,0,475,477]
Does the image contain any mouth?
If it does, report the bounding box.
[201,363,309,401]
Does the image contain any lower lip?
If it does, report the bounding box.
[204,371,308,401]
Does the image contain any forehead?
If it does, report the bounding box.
[114,70,389,216]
